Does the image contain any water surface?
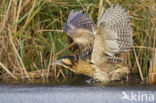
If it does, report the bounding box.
[0,81,156,103]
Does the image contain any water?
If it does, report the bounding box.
[0,82,156,103]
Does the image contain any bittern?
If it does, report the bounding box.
[52,5,132,83]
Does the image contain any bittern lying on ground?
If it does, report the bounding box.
[52,5,132,83]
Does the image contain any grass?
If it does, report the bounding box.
[0,0,155,83]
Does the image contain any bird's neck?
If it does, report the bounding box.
[72,60,95,77]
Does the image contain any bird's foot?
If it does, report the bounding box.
[85,78,97,84]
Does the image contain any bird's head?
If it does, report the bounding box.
[51,55,95,77]
[51,55,79,69]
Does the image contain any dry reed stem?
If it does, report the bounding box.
[26,0,36,21]
[52,41,57,79]
[132,0,153,14]
[148,49,156,84]
[2,0,11,30]
[0,62,18,80]
[47,41,54,78]
[53,42,77,79]
[60,69,66,79]
[132,46,156,50]
[55,42,76,56]
[56,68,66,79]
[106,0,111,6]
[1,69,53,81]
[56,67,65,80]
[133,48,144,81]
[17,0,38,34]
[39,51,46,81]
[60,10,63,30]
[33,62,40,72]
[98,0,103,17]
[21,0,31,11]
[12,0,17,32]
[37,30,63,33]
[8,28,30,80]
[12,0,22,33]
[132,48,143,72]
[70,49,79,56]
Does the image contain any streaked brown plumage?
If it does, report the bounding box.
[52,55,129,82]
[52,55,95,77]
[52,5,132,83]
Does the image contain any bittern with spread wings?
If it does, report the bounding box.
[52,5,133,83]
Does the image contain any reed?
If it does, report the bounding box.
[0,0,155,83]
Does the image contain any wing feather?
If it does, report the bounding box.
[91,5,132,65]
[99,5,132,54]
[64,10,96,60]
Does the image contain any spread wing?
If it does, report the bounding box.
[91,5,132,65]
[64,10,96,60]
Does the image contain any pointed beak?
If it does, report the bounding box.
[50,60,62,65]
